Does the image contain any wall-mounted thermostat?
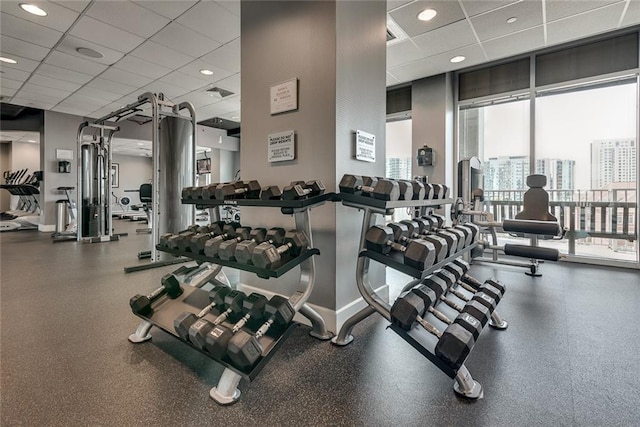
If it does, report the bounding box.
[417,145,433,166]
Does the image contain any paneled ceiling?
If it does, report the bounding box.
[1,0,639,124]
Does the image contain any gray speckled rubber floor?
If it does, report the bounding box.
[2,221,639,426]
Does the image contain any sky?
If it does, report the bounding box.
[483,83,637,189]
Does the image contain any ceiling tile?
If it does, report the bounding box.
[0,0,80,32]
[28,74,83,92]
[387,40,423,68]
[51,104,90,116]
[1,67,30,81]
[196,102,232,119]
[1,78,23,90]
[138,81,188,98]
[1,66,30,81]
[208,97,240,114]
[74,86,124,102]
[87,78,137,96]
[151,22,221,59]
[412,19,477,57]
[621,0,640,27]
[386,72,400,86]
[471,1,543,41]
[389,43,486,84]
[130,40,196,69]
[546,0,620,22]
[20,82,73,99]
[177,91,223,108]
[0,12,63,48]
[159,71,209,91]
[0,35,50,61]
[70,16,145,53]
[218,109,240,121]
[36,63,94,85]
[547,2,627,46]
[13,89,67,105]
[0,54,39,73]
[460,1,519,17]
[133,0,198,19]
[177,1,240,44]
[51,1,91,13]
[483,26,544,60]
[388,0,413,12]
[99,67,153,88]
[218,0,240,16]
[1,88,18,98]
[213,72,240,94]
[389,1,466,37]
[56,35,125,66]
[86,0,170,38]
[10,97,57,110]
[45,50,108,75]
[200,38,240,73]
[178,60,233,82]
[112,55,172,79]
[61,93,109,108]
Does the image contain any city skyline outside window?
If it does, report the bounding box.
[458,79,638,263]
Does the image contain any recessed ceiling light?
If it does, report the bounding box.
[19,3,47,16]
[231,116,239,120]
[27,140,36,143]
[136,142,144,146]
[0,57,18,64]
[417,9,437,22]
[76,47,104,59]
[506,17,517,24]
[450,56,466,63]
[200,69,214,76]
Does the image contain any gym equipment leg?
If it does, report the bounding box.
[453,365,483,399]
[331,305,376,346]
[489,310,508,330]
[210,368,242,405]
[299,303,333,340]
[128,320,153,343]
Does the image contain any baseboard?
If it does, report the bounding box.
[38,224,55,232]
[237,283,389,335]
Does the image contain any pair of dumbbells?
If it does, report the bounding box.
[173,286,248,351]
[339,175,401,202]
[365,224,437,271]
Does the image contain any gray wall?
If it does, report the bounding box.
[0,143,11,210]
[42,110,85,227]
[112,154,152,205]
[412,74,455,194]
[240,1,386,321]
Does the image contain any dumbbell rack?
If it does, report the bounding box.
[128,192,334,405]
[332,192,506,399]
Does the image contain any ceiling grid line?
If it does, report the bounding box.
[457,0,489,60]
[542,0,548,46]
[617,0,631,28]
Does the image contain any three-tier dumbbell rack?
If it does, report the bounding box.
[128,192,335,404]
[332,192,508,399]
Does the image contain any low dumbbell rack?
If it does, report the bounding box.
[333,192,506,399]
[128,192,335,404]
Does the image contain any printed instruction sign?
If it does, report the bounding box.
[355,130,376,162]
[270,78,298,114]
[268,130,295,162]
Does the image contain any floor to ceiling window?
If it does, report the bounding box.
[456,31,639,267]
[535,80,638,262]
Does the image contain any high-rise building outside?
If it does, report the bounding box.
[535,158,576,190]
[484,156,530,191]
[386,157,412,181]
[591,139,636,189]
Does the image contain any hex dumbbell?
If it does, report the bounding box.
[204,226,251,258]
[252,230,309,269]
[235,227,286,264]
[130,272,183,316]
[173,284,232,341]
[218,228,267,261]
[365,225,436,270]
[226,295,295,369]
[204,293,269,358]
[187,290,246,350]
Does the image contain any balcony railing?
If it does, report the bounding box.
[483,188,637,255]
